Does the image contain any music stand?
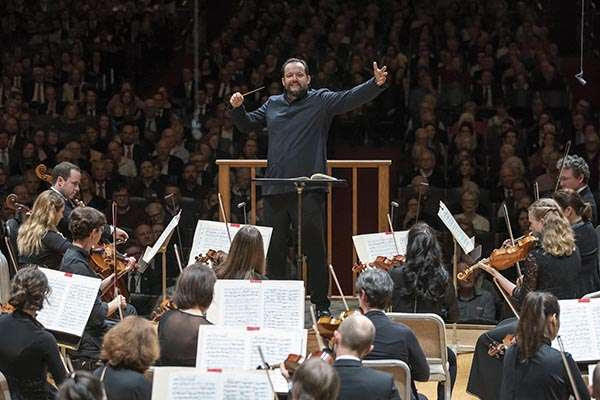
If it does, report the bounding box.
[253,176,347,278]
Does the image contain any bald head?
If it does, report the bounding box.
[335,314,375,357]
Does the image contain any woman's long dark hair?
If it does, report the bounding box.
[214,226,265,279]
[516,291,560,360]
[398,223,449,302]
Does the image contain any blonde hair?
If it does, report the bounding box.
[17,190,65,256]
[528,198,575,257]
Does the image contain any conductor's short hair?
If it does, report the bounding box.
[281,58,310,76]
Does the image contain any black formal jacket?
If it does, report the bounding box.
[573,220,600,296]
[364,310,429,400]
[499,343,589,400]
[579,185,598,226]
[93,364,152,400]
[334,358,400,400]
[19,230,72,270]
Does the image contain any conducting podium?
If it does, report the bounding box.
[253,174,347,277]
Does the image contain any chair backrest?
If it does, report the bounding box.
[387,312,448,365]
[363,359,412,400]
[0,370,11,400]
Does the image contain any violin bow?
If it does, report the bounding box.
[415,181,429,224]
[533,181,540,201]
[554,141,572,192]
[217,192,232,244]
[387,213,401,256]
[502,202,522,278]
[492,277,520,320]
[557,336,582,400]
[173,243,184,274]
[310,305,326,351]
[111,201,119,302]
[257,346,280,400]
[328,264,349,312]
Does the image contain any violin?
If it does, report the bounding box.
[352,255,405,274]
[458,233,538,281]
[5,193,31,215]
[90,243,131,301]
[0,303,14,314]
[488,334,516,359]
[195,249,227,268]
[316,309,358,339]
[150,297,176,322]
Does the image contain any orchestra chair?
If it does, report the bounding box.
[582,290,600,299]
[387,313,451,400]
[0,370,11,400]
[362,359,412,400]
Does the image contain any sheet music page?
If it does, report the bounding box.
[152,368,275,400]
[262,280,305,330]
[36,268,101,337]
[219,282,262,327]
[143,211,181,263]
[352,231,408,263]
[437,201,475,254]
[188,220,273,265]
[196,326,306,371]
[552,299,600,361]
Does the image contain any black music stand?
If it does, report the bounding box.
[253,176,347,278]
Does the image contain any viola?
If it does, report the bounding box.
[150,297,176,322]
[488,334,516,359]
[0,303,14,313]
[352,255,405,274]
[5,193,31,215]
[458,233,538,281]
[316,309,358,339]
[90,243,131,301]
[195,249,227,268]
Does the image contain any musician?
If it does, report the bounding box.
[557,154,597,226]
[214,226,267,280]
[94,316,158,400]
[553,188,600,296]
[157,263,215,366]
[60,206,135,370]
[389,222,458,400]
[499,291,589,400]
[356,269,429,400]
[332,314,401,400]
[290,358,340,400]
[50,161,128,242]
[467,198,581,400]
[17,190,71,269]
[229,58,388,317]
[58,371,105,400]
[0,266,67,399]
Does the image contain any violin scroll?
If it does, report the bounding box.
[35,164,53,184]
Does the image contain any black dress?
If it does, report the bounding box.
[467,245,582,400]
[572,220,600,296]
[157,309,211,366]
[93,364,152,400]
[0,310,67,400]
[500,343,589,400]
[19,230,71,270]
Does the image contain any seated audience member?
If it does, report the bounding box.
[58,371,105,400]
[0,266,67,399]
[60,207,135,370]
[454,189,490,232]
[333,313,401,400]
[94,316,158,400]
[456,262,497,323]
[500,291,588,399]
[290,358,340,400]
[17,190,71,269]
[357,269,429,399]
[157,263,216,366]
[214,226,267,279]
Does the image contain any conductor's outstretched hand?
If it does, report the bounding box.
[373,62,388,86]
[230,92,244,108]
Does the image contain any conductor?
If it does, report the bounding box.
[229,58,387,316]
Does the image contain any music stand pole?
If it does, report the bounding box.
[295,182,305,279]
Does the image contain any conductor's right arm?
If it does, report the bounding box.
[229,92,268,133]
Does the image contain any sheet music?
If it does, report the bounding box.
[352,231,408,263]
[36,268,101,337]
[188,220,272,265]
[207,280,304,330]
[143,211,181,263]
[196,325,306,370]
[437,201,475,254]
[152,368,275,400]
[551,299,600,361]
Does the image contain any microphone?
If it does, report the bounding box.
[236,202,246,209]
[237,202,248,224]
[390,201,399,230]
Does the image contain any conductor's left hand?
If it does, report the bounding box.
[373,62,388,86]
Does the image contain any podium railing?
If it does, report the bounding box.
[216,159,391,272]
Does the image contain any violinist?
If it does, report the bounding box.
[157,263,215,367]
[60,206,136,370]
[17,190,71,270]
[358,269,429,400]
[214,226,267,280]
[553,188,600,296]
[499,291,589,400]
[333,314,400,400]
[389,222,457,400]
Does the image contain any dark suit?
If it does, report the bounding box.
[334,358,400,400]
[364,310,429,400]
[122,143,149,168]
[579,185,597,226]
